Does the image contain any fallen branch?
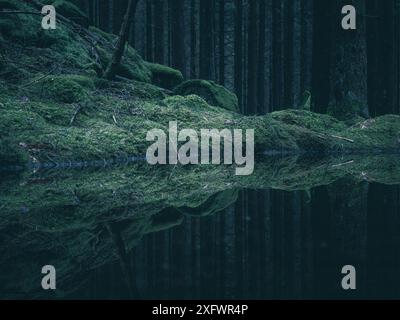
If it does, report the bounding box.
[70,104,82,126]
[332,160,355,168]
[0,11,42,15]
[330,135,354,143]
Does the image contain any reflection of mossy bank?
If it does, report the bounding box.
[1,155,400,298]
[1,1,400,166]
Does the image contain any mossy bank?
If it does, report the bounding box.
[1,0,400,167]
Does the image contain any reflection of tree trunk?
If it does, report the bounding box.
[367,184,400,297]
[223,203,236,298]
[301,189,314,298]
[311,186,333,298]
[328,179,368,296]
[107,222,139,298]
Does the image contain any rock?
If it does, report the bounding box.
[147,63,184,90]
[174,80,239,112]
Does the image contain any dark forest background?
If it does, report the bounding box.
[70,0,399,116]
[57,0,400,299]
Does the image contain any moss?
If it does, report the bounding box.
[93,78,168,100]
[0,137,28,165]
[42,0,89,27]
[0,0,19,10]
[35,75,95,103]
[1,1,399,167]
[0,2,40,44]
[0,63,32,86]
[174,79,239,112]
[95,44,152,83]
[1,88,400,166]
[1,154,400,298]
[327,101,367,123]
[89,26,117,42]
[146,62,184,90]
[271,110,347,133]
[178,189,239,217]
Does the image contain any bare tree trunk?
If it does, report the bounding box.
[154,0,164,64]
[200,0,213,80]
[171,0,185,72]
[329,0,369,120]
[190,0,198,78]
[146,0,154,62]
[257,0,266,113]
[234,0,243,111]
[247,0,259,114]
[219,0,225,85]
[103,0,139,80]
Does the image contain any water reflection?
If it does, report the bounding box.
[0,155,399,299]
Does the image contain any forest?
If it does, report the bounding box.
[78,0,400,117]
[0,0,400,300]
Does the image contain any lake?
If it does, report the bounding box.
[0,155,399,299]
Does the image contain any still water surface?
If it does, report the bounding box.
[0,155,399,299]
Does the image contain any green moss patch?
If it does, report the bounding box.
[35,75,95,103]
[147,62,184,90]
[174,79,239,112]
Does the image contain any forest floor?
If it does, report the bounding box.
[1,0,400,167]
[1,1,400,298]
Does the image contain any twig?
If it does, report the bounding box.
[112,111,118,124]
[330,135,354,143]
[20,71,52,89]
[0,11,42,16]
[332,160,354,168]
[315,133,328,140]
[70,104,82,126]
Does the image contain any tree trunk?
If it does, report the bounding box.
[311,0,333,113]
[234,0,243,111]
[271,0,284,111]
[367,0,400,116]
[154,0,164,64]
[146,0,153,61]
[247,0,259,114]
[190,0,198,78]
[171,0,185,72]
[103,0,139,80]
[219,0,225,85]
[329,0,369,120]
[257,0,266,113]
[199,0,213,80]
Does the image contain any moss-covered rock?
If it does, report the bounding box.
[146,62,184,90]
[174,79,239,112]
[36,75,95,103]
